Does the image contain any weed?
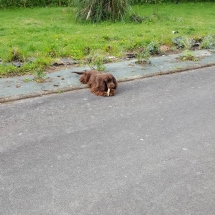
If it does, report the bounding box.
[127,39,145,51]
[7,47,24,62]
[136,51,150,65]
[178,50,198,61]
[173,37,193,50]
[182,38,193,50]
[34,67,46,82]
[85,52,106,71]
[146,41,160,55]
[174,66,182,70]
[23,78,32,82]
[200,35,215,49]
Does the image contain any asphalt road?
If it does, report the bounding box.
[1,66,215,215]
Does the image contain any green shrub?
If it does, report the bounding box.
[146,41,159,54]
[69,0,129,22]
[200,35,215,49]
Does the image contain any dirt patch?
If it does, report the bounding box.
[45,64,77,74]
[159,45,181,55]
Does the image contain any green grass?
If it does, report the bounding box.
[0,3,215,77]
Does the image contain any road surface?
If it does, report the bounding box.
[1,66,215,215]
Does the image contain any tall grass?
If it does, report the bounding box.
[73,0,129,22]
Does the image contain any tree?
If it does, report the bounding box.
[74,0,129,22]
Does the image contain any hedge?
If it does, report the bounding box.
[0,0,214,8]
[0,0,73,8]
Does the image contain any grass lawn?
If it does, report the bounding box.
[0,3,215,77]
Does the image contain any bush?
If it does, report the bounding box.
[200,35,215,49]
[73,0,129,22]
